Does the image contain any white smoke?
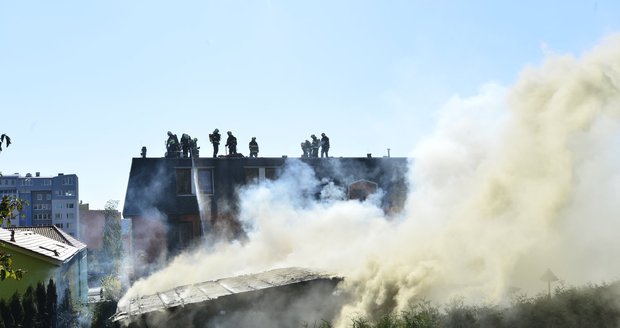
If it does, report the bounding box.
[120,34,620,327]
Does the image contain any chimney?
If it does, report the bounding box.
[36,172,40,177]
[58,173,64,176]
[10,230,15,242]
[367,153,372,158]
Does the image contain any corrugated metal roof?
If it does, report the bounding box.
[0,228,82,264]
[11,226,86,250]
[113,267,343,322]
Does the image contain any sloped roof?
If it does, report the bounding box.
[113,267,343,322]
[11,226,86,250]
[0,228,84,264]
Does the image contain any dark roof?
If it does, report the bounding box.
[112,267,343,323]
[11,226,86,249]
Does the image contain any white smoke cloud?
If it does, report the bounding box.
[120,34,620,327]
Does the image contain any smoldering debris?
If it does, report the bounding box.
[112,267,344,328]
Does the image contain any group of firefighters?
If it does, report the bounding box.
[301,133,330,158]
[165,130,330,159]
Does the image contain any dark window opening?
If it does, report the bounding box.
[245,168,259,183]
[265,168,278,180]
[197,169,213,194]
[176,169,192,195]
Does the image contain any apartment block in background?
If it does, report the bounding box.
[0,172,80,238]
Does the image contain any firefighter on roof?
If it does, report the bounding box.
[226,131,237,155]
[310,134,320,158]
[320,133,330,158]
[209,129,221,158]
[166,131,180,158]
[249,137,259,158]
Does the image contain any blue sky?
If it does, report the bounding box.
[1,1,619,209]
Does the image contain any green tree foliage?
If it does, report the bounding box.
[22,285,37,328]
[9,291,24,325]
[46,279,58,328]
[0,134,26,281]
[35,281,47,326]
[58,287,79,328]
[331,282,620,328]
[0,251,24,281]
[0,279,67,328]
[0,196,26,280]
[90,300,120,328]
[103,200,122,275]
[101,275,122,302]
[0,298,14,328]
[0,134,10,153]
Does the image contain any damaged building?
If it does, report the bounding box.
[112,267,344,328]
[123,156,407,278]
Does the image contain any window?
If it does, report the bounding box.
[23,179,32,186]
[34,214,49,220]
[55,204,63,210]
[65,190,75,196]
[265,168,278,180]
[176,169,192,195]
[55,190,62,196]
[46,194,51,200]
[66,213,74,219]
[37,194,43,201]
[66,223,70,228]
[44,179,52,186]
[348,180,379,201]
[63,177,75,185]
[66,203,74,209]
[245,168,259,183]
[196,169,213,194]
[55,213,61,219]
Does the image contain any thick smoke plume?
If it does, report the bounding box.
[120,34,620,326]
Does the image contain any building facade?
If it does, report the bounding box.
[0,172,80,238]
[123,156,408,278]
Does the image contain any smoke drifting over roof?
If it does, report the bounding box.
[120,34,620,327]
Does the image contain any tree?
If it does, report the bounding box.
[102,200,122,275]
[9,290,24,326]
[22,285,37,328]
[0,298,14,328]
[90,299,120,328]
[35,281,47,326]
[0,134,10,153]
[0,195,26,281]
[58,287,78,328]
[46,279,57,328]
[0,133,26,281]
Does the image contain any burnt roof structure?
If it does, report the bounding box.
[112,267,344,327]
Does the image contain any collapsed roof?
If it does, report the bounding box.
[112,267,344,327]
